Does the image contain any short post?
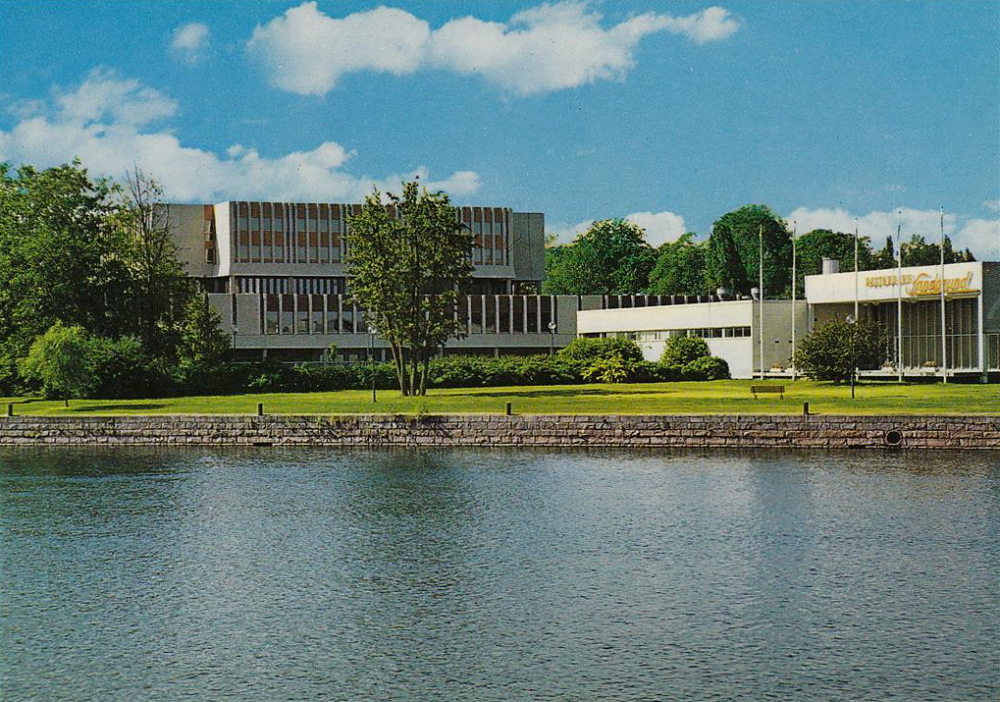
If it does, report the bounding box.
[802,401,809,416]
[6,403,13,417]
[505,401,512,416]
[257,402,264,417]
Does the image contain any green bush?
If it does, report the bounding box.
[428,355,584,388]
[582,355,630,383]
[660,336,711,366]
[681,356,730,381]
[794,319,887,383]
[558,337,643,363]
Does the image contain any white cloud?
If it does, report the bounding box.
[247,2,740,97]
[56,67,177,126]
[983,198,1000,212]
[246,3,429,96]
[786,206,999,260]
[170,23,210,65]
[547,210,687,246]
[0,70,481,203]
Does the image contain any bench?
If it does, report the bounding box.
[751,385,785,399]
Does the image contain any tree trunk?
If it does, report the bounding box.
[418,349,431,396]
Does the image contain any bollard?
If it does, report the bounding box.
[802,401,809,416]
[6,403,12,417]
[257,402,264,416]
[505,401,512,416]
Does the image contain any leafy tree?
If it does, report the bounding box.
[793,319,888,383]
[541,243,575,294]
[648,233,709,295]
[542,219,656,295]
[0,162,127,360]
[114,167,192,351]
[706,205,792,296]
[900,234,975,266]
[346,181,474,396]
[660,336,710,366]
[19,322,96,406]
[177,295,230,368]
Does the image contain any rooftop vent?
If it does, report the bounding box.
[822,257,840,275]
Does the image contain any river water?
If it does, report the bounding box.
[1,448,998,701]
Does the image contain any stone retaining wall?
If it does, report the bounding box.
[1,415,999,449]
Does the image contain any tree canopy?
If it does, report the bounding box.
[647,233,710,295]
[706,204,793,297]
[346,180,474,396]
[542,219,656,295]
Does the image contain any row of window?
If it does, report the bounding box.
[256,294,559,336]
[603,327,752,342]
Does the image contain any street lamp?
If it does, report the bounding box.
[548,321,557,355]
[368,325,377,403]
[846,314,856,400]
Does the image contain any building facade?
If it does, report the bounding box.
[168,200,577,361]
[806,260,1000,379]
[575,260,1000,380]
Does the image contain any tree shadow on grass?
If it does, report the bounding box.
[451,387,679,399]
[64,403,168,413]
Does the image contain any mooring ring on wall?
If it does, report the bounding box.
[884,429,903,447]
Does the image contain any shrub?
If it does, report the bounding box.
[794,319,887,383]
[682,356,730,381]
[582,355,630,383]
[88,336,167,399]
[558,337,643,363]
[660,336,710,366]
[19,323,96,404]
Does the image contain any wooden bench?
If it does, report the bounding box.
[751,385,785,399]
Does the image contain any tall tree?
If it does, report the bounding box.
[647,233,709,295]
[542,219,656,295]
[346,181,473,396]
[0,162,126,359]
[706,205,792,296]
[115,167,191,352]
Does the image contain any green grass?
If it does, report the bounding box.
[2,379,997,416]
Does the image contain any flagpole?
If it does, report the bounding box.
[940,206,947,384]
[759,224,765,380]
[896,210,903,383]
[854,218,859,322]
[791,221,797,381]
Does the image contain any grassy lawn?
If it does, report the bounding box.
[1,379,997,416]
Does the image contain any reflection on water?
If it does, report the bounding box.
[1,448,998,701]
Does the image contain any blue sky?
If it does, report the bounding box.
[1,1,998,256]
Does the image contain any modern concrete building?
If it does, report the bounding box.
[576,260,1000,380]
[167,200,574,361]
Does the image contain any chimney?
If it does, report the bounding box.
[822,257,840,275]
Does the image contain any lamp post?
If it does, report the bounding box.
[368,325,377,403]
[548,321,557,355]
[846,314,856,399]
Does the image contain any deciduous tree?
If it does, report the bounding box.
[346,181,474,396]
[542,219,656,295]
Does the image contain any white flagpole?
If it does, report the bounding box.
[940,206,947,384]
[854,218,860,322]
[759,224,765,380]
[791,221,797,381]
[896,210,903,383]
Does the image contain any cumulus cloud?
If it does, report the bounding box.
[247,2,740,97]
[547,210,687,246]
[0,69,481,203]
[983,198,1000,212]
[170,22,210,65]
[786,206,1000,260]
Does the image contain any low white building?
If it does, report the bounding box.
[806,260,1000,379]
[577,299,808,379]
